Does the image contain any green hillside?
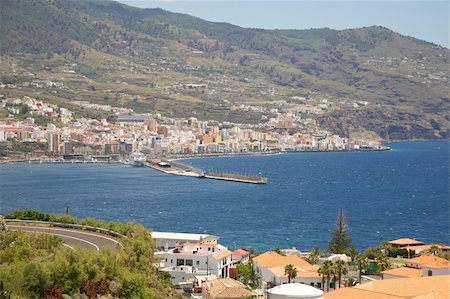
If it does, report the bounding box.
[0,0,448,139]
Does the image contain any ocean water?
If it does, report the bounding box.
[0,140,448,252]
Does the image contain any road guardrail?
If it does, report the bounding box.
[5,219,127,239]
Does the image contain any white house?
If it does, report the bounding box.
[382,255,450,279]
[151,231,218,250]
[253,251,322,291]
[155,242,233,285]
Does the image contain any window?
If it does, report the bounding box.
[196,261,200,265]
[428,270,433,276]
[186,259,193,266]
[165,258,167,262]
[177,259,185,266]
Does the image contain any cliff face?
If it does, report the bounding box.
[317,108,449,140]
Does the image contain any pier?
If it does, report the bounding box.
[146,159,267,184]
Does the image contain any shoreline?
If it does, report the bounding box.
[0,146,392,165]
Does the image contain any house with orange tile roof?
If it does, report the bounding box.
[325,275,450,299]
[202,278,255,299]
[382,255,450,279]
[252,251,322,290]
[407,244,450,254]
[387,238,424,248]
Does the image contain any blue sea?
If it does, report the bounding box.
[1,141,448,252]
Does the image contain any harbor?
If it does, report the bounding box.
[147,159,268,184]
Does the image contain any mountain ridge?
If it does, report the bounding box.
[0,0,448,139]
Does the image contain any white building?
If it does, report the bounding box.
[267,283,324,299]
[151,231,218,251]
[253,251,322,291]
[155,242,232,285]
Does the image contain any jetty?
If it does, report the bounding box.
[146,159,267,184]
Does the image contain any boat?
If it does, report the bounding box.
[129,152,146,166]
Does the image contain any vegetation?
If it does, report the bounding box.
[318,260,334,292]
[333,260,348,289]
[305,247,321,265]
[284,264,297,283]
[236,258,259,288]
[328,209,353,254]
[1,210,181,298]
[0,0,448,138]
[355,254,370,284]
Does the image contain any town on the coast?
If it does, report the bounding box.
[2,210,449,299]
[0,95,389,165]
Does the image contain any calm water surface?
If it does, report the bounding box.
[1,141,448,251]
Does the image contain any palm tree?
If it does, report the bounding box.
[305,247,321,265]
[375,253,391,272]
[356,254,369,284]
[334,260,348,289]
[284,264,297,283]
[318,264,326,291]
[344,246,359,262]
[318,260,334,292]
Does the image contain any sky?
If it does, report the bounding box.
[117,0,449,48]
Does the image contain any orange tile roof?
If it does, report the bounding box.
[407,255,448,265]
[253,251,316,270]
[407,244,450,251]
[358,275,450,299]
[382,267,422,278]
[388,238,424,246]
[213,249,232,261]
[269,265,320,278]
[422,261,450,270]
[325,287,409,299]
[203,278,254,298]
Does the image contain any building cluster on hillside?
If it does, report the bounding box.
[0,96,386,161]
[149,233,450,299]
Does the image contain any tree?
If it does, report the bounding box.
[334,260,348,289]
[328,209,353,254]
[236,258,259,287]
[284,264,297,283]
[429,245,440,255]
[305,247,321,265]
[318,260,334,292]
[344,247,359,262]
[375,253,391,272]
[364,247,382,259]
[356,254,369,284]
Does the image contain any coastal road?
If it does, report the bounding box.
[8,225,122,251]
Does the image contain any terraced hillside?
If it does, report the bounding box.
[0,0,448,139]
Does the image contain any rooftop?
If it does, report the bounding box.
[151,231,218,242]
[253,251,317,271]
[326,275,450,299]
[203,278,254,298]
[407,255,449,266]
[382,266,422,278]
[267,283,323,297]
[388,238,424,246]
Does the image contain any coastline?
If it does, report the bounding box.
[0,146,392,165]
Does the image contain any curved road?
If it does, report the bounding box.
[8,225,122,251]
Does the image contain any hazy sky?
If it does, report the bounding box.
[117,0,449,48]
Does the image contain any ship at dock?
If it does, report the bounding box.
[129,152,146,166]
